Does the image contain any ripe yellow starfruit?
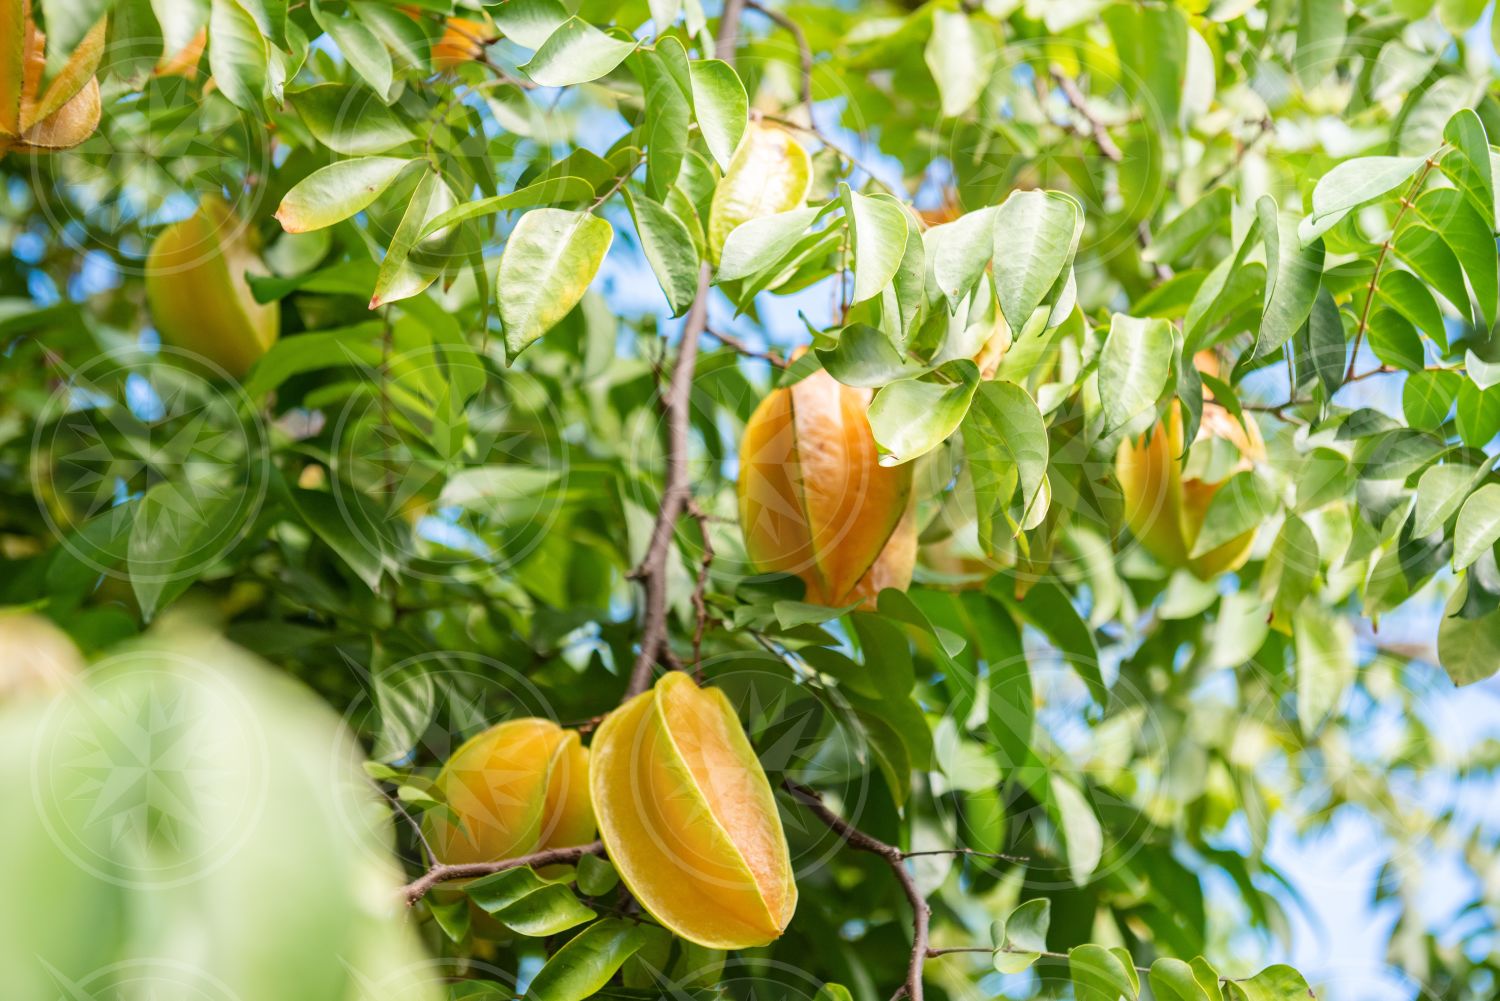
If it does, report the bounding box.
[426,717,594,865]
[739,367,916,607]
[0,1,105,157]
[145,196,280,378]
[590,672,796,950]
[708,122,812,262]
[432,17,499,71]
[1115,400,1266,580]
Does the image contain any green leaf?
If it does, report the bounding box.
[992,189,1080,333]
[1304,286,1346,395]
[813,987,854,1001]
[1052,779,1104,886]
[1294,605,1354,737]
[1293,0,1345,85]
[370,170,457,308]
[927,206,998,312]
[522,17,637,87]
[1070,943,1138,1001]
[1456,380,1500,447]
[290,84,416,156]
[1454,483,1500,570]
[525,919,647,1001]
[625,189,701,316]
[640,37,691,199]
[575,854,618,896]
[1099,313,1174,436]
[1222,965,1313,1001]
[491,0,568,48]
[1144,188,1232,265]
[288,488,393,590]
[1439,574,1500,685]
[312,2,393,98]
[867,359,980,465]
[1262,514,1318,624]
[1299,154,1429,243]
[1366,308,1423,371]
[993,898,1050,974]
[963,380,1050,550]
[39,0,109,76]
[1442,107,1493,223]
[1190,472,1277,558]
[924,9,993,118]
[1149,958,1219,1001]
[816,323,925,387]
[209,0,268,112]
[1376,268,1445,347]
[128,480,244,621]
[715,206,821,282]
[842,186,910,305]
[688,59,747,171]
[1394,223,1470,317]
[498,209,614,361]
[1255,196,1324,358]
[275,157,414,233]
[1413,462,1479,537]
[466,867,596,937]
[1415,187,1498,328]
[1402,369,1461,429]
[1103,2,1186,128]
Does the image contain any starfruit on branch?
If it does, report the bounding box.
[0,0,105,156]
[590,672,796,951]
[146,196,281,378]
[425,718,595,866]
[1115,399,1267,581]
[739,363,917,608]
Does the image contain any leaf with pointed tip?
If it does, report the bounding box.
[290,84,416,156]
[689,58,747,171]
[524,918,646,1001]
[498,209,614,362]
[842,186,909,305]
[210,0,268,112]
[492,0,568,48]
[522,17,637,87]
[992,190,1080,333]
[625,188,701,316]
[868,359,979,465]
[276,157,414,233]
[715,205,821,282]
[1454,483,1500,571]
[964,380,1049,553]
[370,170,456,308]
[1255,197,1323,358]
[1298,154,1430,243]
[927,206,997,313]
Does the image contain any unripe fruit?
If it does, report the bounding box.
[426,718,594,865]
[739,367,916,607]
[1115,401,1266,580]
[590,672,796,950]
[146,196,280,378]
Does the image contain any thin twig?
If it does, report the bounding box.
[783,780,930,1001]
[901,847,1029,863]
[745,0,813,112]
[1346,155,1441,382]
[1049,67,1122,162]
[623,3,745,697]
[704,326,788,367]
[685,498,714,674]
[402,841,605,906]
[755,111,906,203]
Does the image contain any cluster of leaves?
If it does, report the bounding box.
[4,0,1500,999]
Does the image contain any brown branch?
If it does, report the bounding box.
[745,0,813,111]
[1049,67,1122,162]
[624,7,744,700]
[783,780,930,1001]
[685,499,715,673]
[625,264,712,698]
[704,325,787,367]
[402,841,604,906]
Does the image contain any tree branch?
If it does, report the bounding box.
[402,841,605,906]
[624,4,745,699]
[705,325,787,367]
[783,780,930,1001]
[745,0,813,112]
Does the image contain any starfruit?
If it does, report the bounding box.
[707,122,812,262]
[146,196,280,378]
[432,17,498,70]
[590,672,796,950]
[739,366,916,607]
[1115,400,1266,580]
[0,0,105,157]
[426,717,594,865]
